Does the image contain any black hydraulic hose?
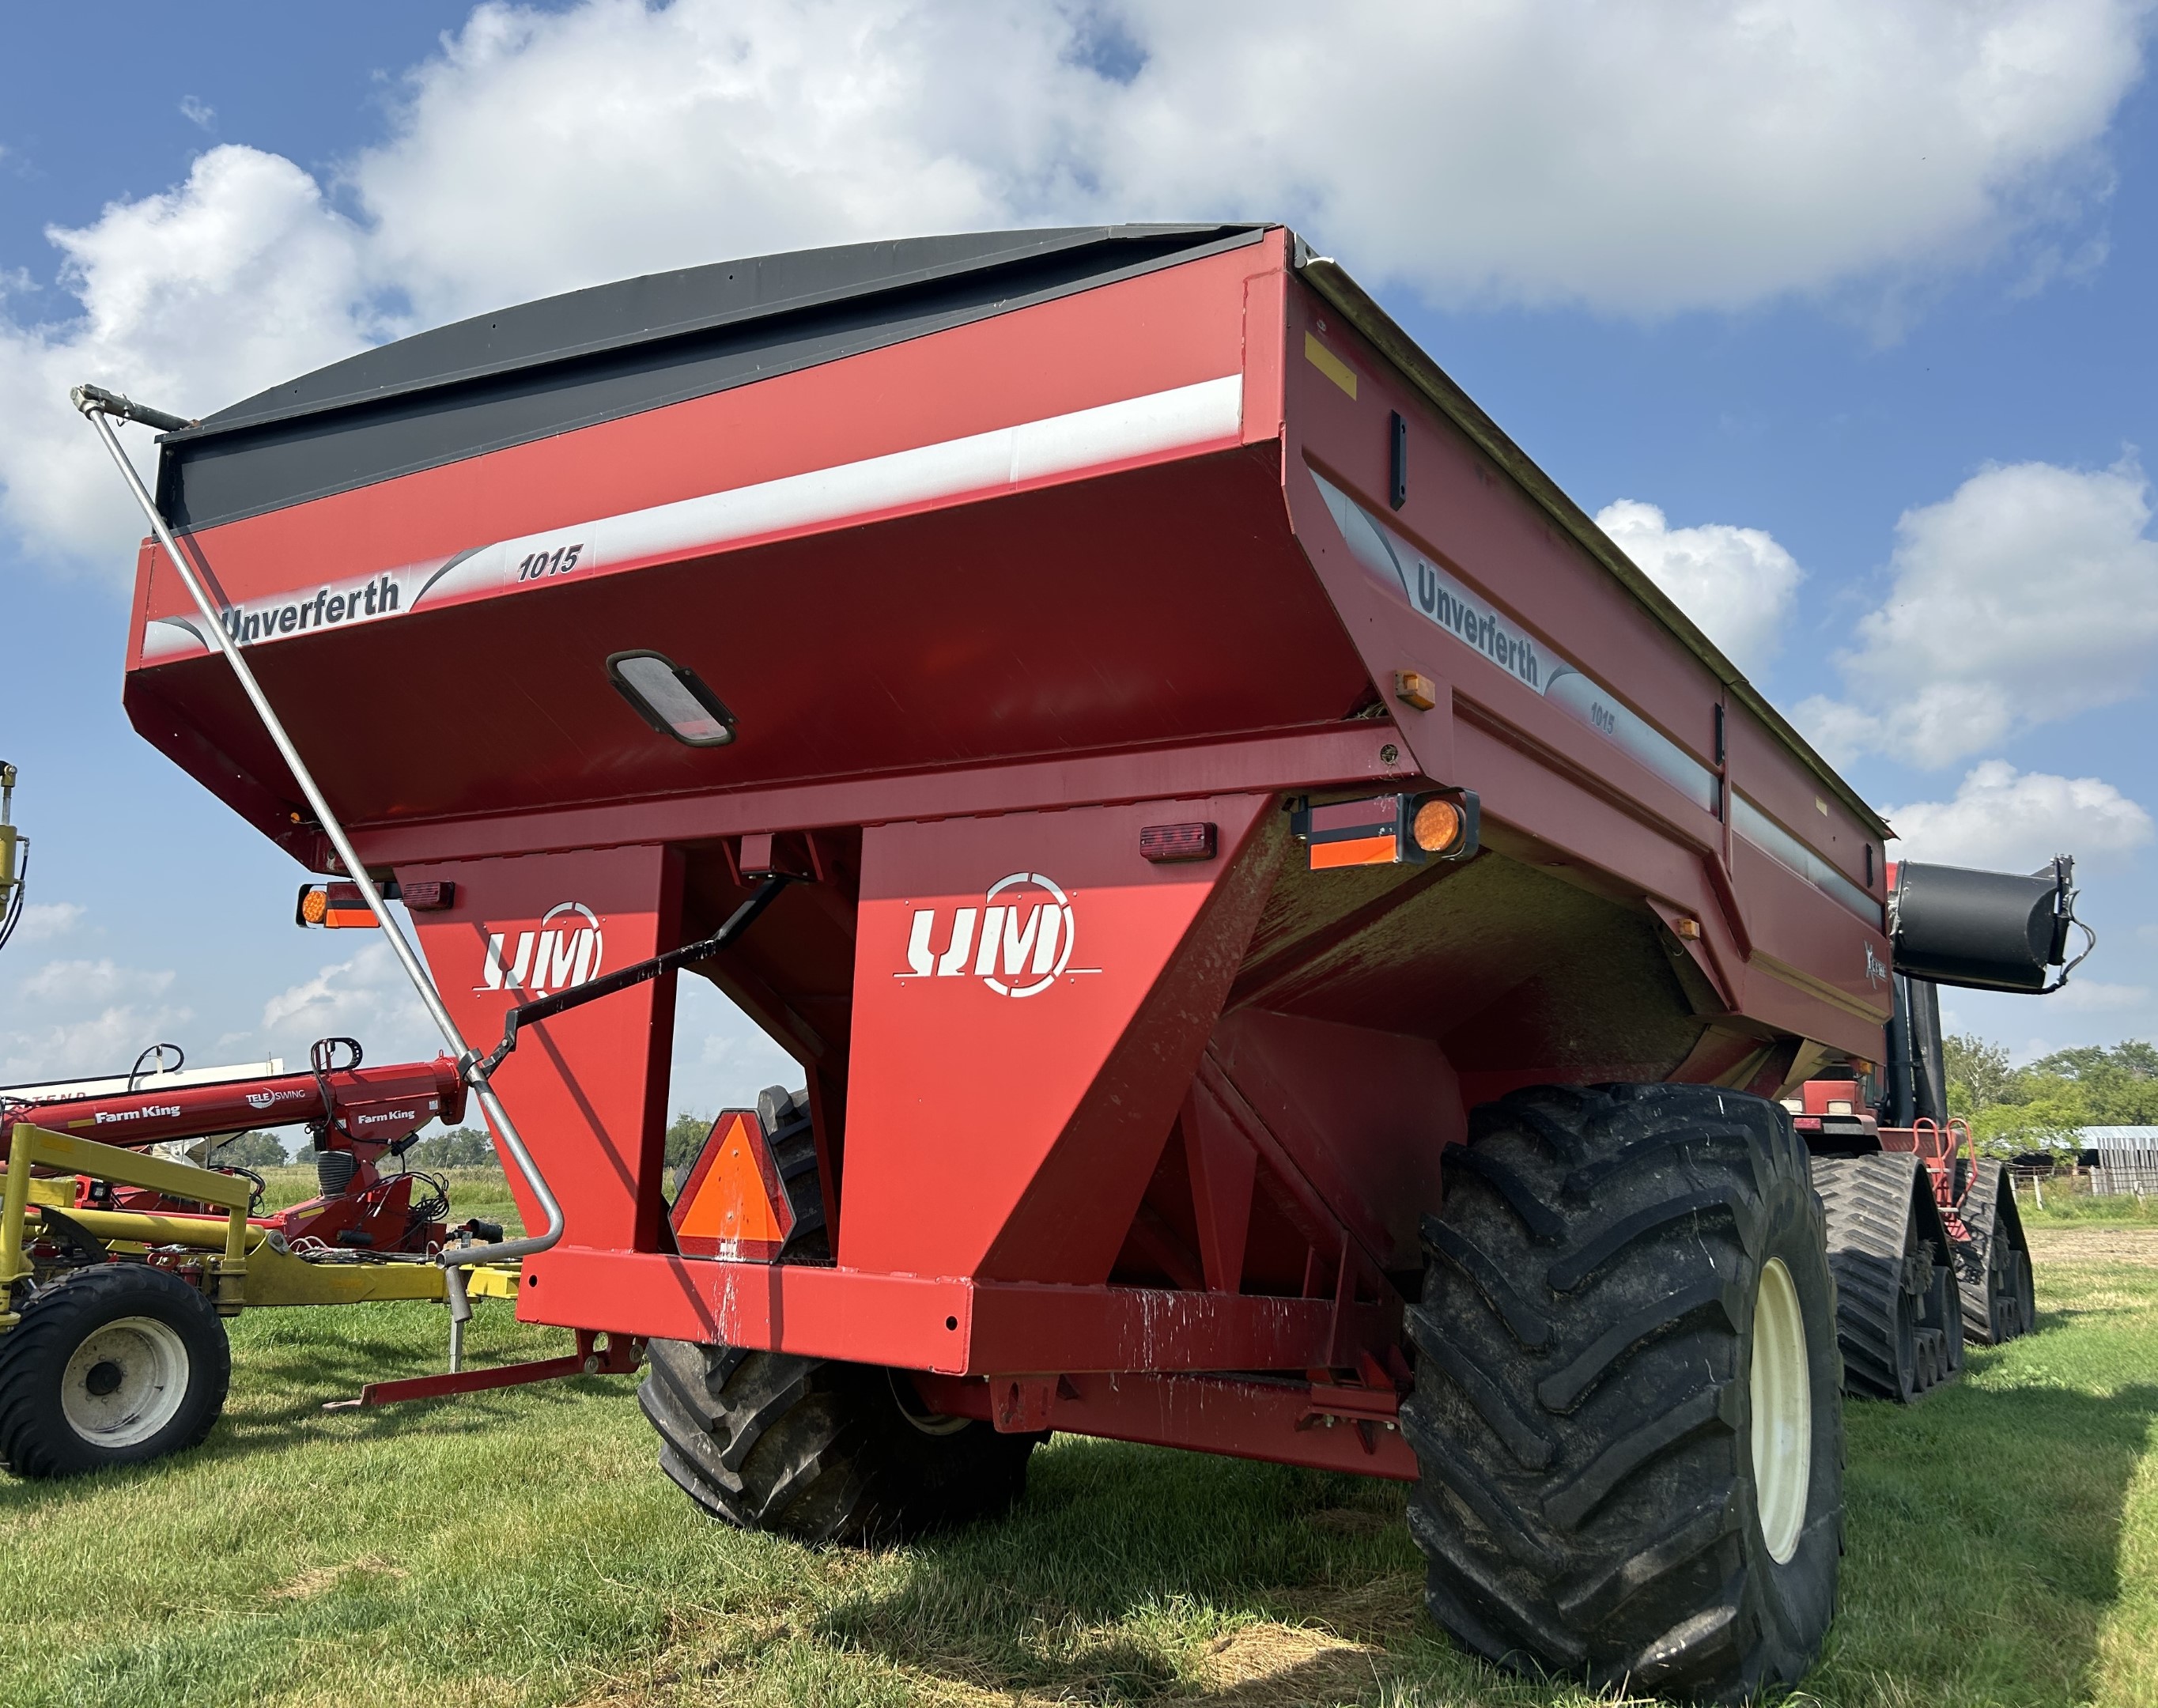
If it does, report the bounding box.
[478,875,793,1077]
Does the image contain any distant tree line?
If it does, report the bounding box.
[253,1116,716,1177]
[404,1128,501,1168]
[666,1112,712,1175]
[282,1127,504,1170]
[202,1130,291,1169]
[1944,1037,2158,1153]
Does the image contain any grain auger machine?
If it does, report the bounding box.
[1,988,633,1476]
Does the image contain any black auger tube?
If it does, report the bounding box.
[1891,857,2079,994]
[478,874,793,1077]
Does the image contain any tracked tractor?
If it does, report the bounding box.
[60,224,2105,1702]
[1791,857,2074,1404]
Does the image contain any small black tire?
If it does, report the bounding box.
[0,1264,231,1479]
[638,1343,1039,1543]
[1404,1083,1843,1704]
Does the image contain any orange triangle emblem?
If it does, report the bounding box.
[671,1109,792,1259]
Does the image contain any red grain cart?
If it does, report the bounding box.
[113,224,1967,1699]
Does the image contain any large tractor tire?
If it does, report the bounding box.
[641,1084,1037,1542]
[0,1264,230,1479]
[1812,1153,1963,1402]
[1956,1160,2035,1345]
[1404,1083,1842,1704]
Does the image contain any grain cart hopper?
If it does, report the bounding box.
[89,224,1977,1701]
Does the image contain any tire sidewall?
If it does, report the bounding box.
[1744,1167,1844,1663]
[11,1267,230,1476]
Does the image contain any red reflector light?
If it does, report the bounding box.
[1296,795,1406,870]
[1139,822,1216,863]
[401,880,456,911]
[1291,789,1480,871]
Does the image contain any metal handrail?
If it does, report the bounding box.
[73,386,561,1272]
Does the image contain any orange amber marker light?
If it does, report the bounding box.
[1412,797,1463,854]
[1394,670,1438,711]
[299,886,329,926]
[1672,916,1703,941]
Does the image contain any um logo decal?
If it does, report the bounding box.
[898,871,1090,998]
[478,901,606,996]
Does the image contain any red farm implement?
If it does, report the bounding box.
[0,1018,633,1476]
[41,224,2090,1702]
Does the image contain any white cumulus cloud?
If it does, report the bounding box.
[11,901,85,944]
[255,936,437,1065]
[671,973,807,1119]
[1884,760,2153,871]
[3,0,2152,577]
[2035,977,2150,1012]
[0,145,383,572]
[1799,456,2158,766]
[1595,499,1804,677]
[0,956,193,1083]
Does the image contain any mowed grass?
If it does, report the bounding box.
[2,1173,2156,1706]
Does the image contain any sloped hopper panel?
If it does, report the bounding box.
[126,232,1372,842]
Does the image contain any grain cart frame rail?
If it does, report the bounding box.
[96,222,2041,1700]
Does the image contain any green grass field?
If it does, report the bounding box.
[3,1171,2156,1706]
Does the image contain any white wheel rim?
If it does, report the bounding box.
[1751,1257,1812,1566]
[60,1314,191,1450]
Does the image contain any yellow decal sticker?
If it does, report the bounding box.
[1304,331,1359,399]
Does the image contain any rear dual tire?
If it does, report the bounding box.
[1405,1083,1842,1703]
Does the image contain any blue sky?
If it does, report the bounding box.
[5,2,2156,1124]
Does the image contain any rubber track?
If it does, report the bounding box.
[1955,1160,2035,1346]
[1812,1152,1963,1404]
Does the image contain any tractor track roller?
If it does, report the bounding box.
[640,1086,1038,1543]
[1404,1083,1843,1704]
[1812,1152,1963,1403]
[1955,1159,2035,1345]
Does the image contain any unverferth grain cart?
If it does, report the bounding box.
[79,225,2081,1702]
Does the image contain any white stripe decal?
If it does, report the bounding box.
[1311,464,1718,811]
[142,375,1244,662]
[1311,463,1884,928]
[1730,795,1884,927]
